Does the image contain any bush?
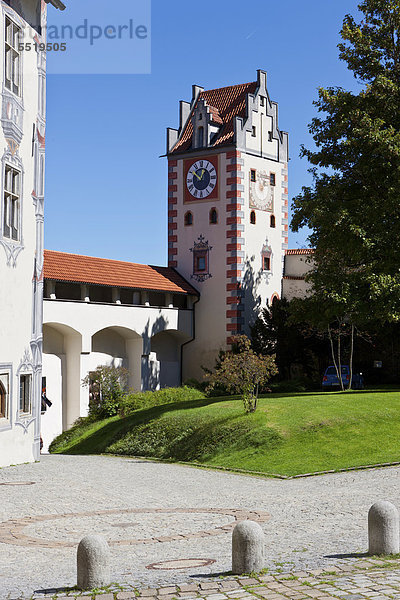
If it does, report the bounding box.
[268,377,318,393]
[82,365,129,419]
[119,386,206,416]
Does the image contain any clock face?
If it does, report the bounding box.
[186,159,217,199]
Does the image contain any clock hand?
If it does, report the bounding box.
[199,169,205,180]
[192,170,201,180]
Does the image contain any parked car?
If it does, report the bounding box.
[322,365,364,390]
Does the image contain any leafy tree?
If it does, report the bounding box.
[251,297,329,382]
[291,1,400,384]
[206,335,277,413]
[82,365,129,419]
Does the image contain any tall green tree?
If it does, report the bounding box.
[291,1,400,384]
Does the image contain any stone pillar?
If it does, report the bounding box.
[48,280,56,300]
[81,284,90,302]
[112,288,121,304]
[126,337,143,391]
[232,521,264,575]
[165,292,173,308]
[368,501,399,555]
[141,291,150,306]
[77,535,110,590]
[64,334,82,429]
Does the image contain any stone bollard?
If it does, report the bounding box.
[368,501,399,555]
[232,520,264,574]
[77,535,110,590]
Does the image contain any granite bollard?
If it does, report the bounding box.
[77,535,110,590]
[368,500,399,555]
[232,520,264,574]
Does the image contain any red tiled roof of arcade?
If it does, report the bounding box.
[44,250,199,295]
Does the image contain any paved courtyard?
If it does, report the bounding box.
[1,455,400,599]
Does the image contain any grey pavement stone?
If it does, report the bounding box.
[2,456,400,598]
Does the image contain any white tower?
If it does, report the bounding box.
[166,70,289,381]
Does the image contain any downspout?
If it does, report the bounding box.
[180,295,200,385]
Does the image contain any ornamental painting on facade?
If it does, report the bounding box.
[190,234,212,282]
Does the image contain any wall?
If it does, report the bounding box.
[0,0,46,468]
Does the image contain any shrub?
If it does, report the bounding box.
[119,385,206,416]
[82,365,129,419]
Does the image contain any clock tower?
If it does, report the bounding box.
[166,70,288,381]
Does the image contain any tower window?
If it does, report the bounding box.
[270,172,276,186]
[198,126,204,147]
[263,255,271,271]
[250,169,256,182]
[184,211,193,226]
[250,211,256,225]
[252,126,256,137]
[209,208,218,224]
[5,16,21,96]
[199,113,203,120]
[3,164,20,241]
[260,96,265,107]
[268,131,273,142]
[270,214,276,228]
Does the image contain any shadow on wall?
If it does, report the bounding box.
[242,256,267,334]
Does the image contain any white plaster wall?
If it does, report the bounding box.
[242,152,284,327]
[285,254,314,277]
[0,2,43,467]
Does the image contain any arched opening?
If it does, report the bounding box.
[150,330,191,389]
[91,326,142,393]
[250,210,256,225]
[184,211,193,226]
[209,208,218,224]
[270,214,276,228]
[42,322,82,450]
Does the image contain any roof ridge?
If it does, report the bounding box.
[201,81,256,95]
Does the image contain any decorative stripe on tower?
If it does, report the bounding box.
[281,163,289,254]
[168,159,178,268]
[225,150,245,346]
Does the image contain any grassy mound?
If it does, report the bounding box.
[49,387,400,476]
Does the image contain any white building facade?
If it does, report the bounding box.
[0,0,65,468]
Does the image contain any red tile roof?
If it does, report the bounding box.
[171,81,258,154]
[285,249,314,255]
[44,250,199,296]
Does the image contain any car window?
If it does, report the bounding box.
[326,367,336,375]
[341,366,349,373]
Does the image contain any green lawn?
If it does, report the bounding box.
[49,388,400,477]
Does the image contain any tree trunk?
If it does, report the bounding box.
[337,320,344,391]
[328,323,342,389]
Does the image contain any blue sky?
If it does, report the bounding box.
[44,0,361,265]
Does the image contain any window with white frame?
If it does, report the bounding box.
[19,373,31,414]
[0,373,9,419]
[5,16,21,96]
[3,164,20,241]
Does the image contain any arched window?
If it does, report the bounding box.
[250,210,256,225]
[270,214,276,228]
[209,208,218,224]
[198,126,204,147]
[184,211,193,226]
[0,380,6,418]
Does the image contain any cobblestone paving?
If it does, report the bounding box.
[1,455,400,599]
